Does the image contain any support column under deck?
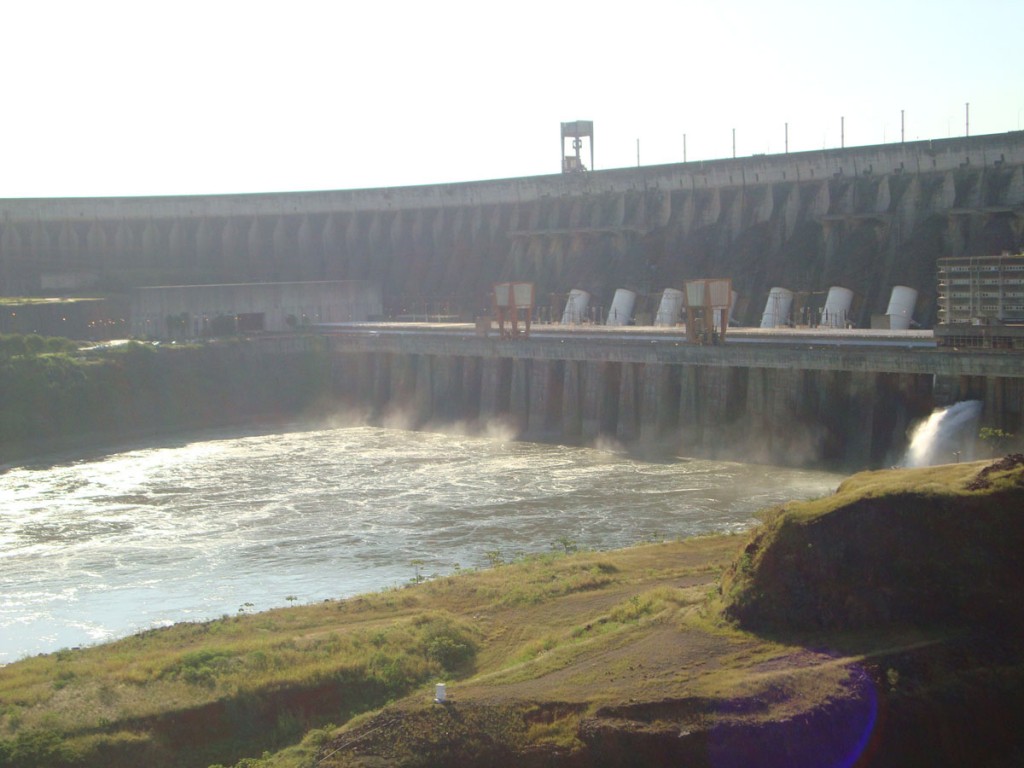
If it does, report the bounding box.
[582,361,618,441]
[639,363,678,444]
[526,359,563,441]
[479,357,509,421]
[510,359,530,437]
[562,360,582,441]
[414,355,433,426]
[617,363,640,442]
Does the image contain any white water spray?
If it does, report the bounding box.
[903,400,983,467]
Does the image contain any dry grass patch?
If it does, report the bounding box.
[0,536,743,768]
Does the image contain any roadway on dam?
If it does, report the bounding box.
[319,322,937,347]
[314,322,1023,379]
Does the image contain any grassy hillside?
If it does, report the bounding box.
[0,539,741,768]
[3,458,1024,767]
[720,455,1024,632]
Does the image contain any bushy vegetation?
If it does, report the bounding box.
[0,335,337,462]
[0,333,78,357]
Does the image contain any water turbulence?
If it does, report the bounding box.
[903,400,983,467]
[0,425,843,664]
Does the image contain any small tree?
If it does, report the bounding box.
[979,426,1014,457]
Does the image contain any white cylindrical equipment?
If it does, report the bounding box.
[821,286,854,328]
[885,286,918,330]
[435,683,447,703]
[714,289,738,331]
[606,288,637,326]
[654,288,684,326]
[561,289,590,324]
[760,287,794,329]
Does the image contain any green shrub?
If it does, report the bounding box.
[0,729,73,768]
[161,649,238,687]
[415,615,478,673]
[23,335,46,354]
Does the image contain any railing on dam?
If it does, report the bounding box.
[319,324,1024,379]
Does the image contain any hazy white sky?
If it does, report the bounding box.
[3,0,1022,198]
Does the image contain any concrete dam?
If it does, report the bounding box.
[307,326,1022,468]
[2,132,1023,326]
[2,131,1023,466]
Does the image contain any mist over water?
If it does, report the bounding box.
[903,401,983,467]
[0,425,843,664]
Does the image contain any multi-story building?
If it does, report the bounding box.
[936,253,1024,349]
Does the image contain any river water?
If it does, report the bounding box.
[0,424,843,665]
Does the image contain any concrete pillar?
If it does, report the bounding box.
[726,188,745,234]
[617,363,640,442]
[509,359,530,437]
[844,371,876,465]
[562,360,582,441]
[479,357,508,421]
[582,361,618,441]
[932,172,957,214]
[461,356,482,423]
[768,367,814,462]
[111,221,134,271]
[607,192,626,227]
[0,224,18,291]
[649,188,672,228]
[357,352,377,404]
[699,188,721,227]
[330,352,374,411]
[768,184,791,242]
[86,222,109,271]
[141,220,163,267]
[1003,377,1024,434]
[330,351,354,399]
[526,359,563,440]
[822,221,839,280]
[679,365,745,458]
[381,353,418,428]
[388,353,417,406]
[58,221,81,264]
[897,177,921,238]
[195,218,217,279]
[296,216,315,280]
[321,215,342,280]
[984,376,1006,433]
[677,191,695,235]
[639,363,677,443]
[243,218,260,281]
[414,355,433,426]
[810,180,831,218]
[678,365,701,448]
[221,219,243,276]
[430,356,462,422]
[371,352,391,415]
[875,175,892,213]
[272,216,291,279]
[945,215,967,256]
[744,367,773,456]
[701,366,737,423]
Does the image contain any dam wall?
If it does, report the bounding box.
[2,132,1023,329]
[313,332,1024,468]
